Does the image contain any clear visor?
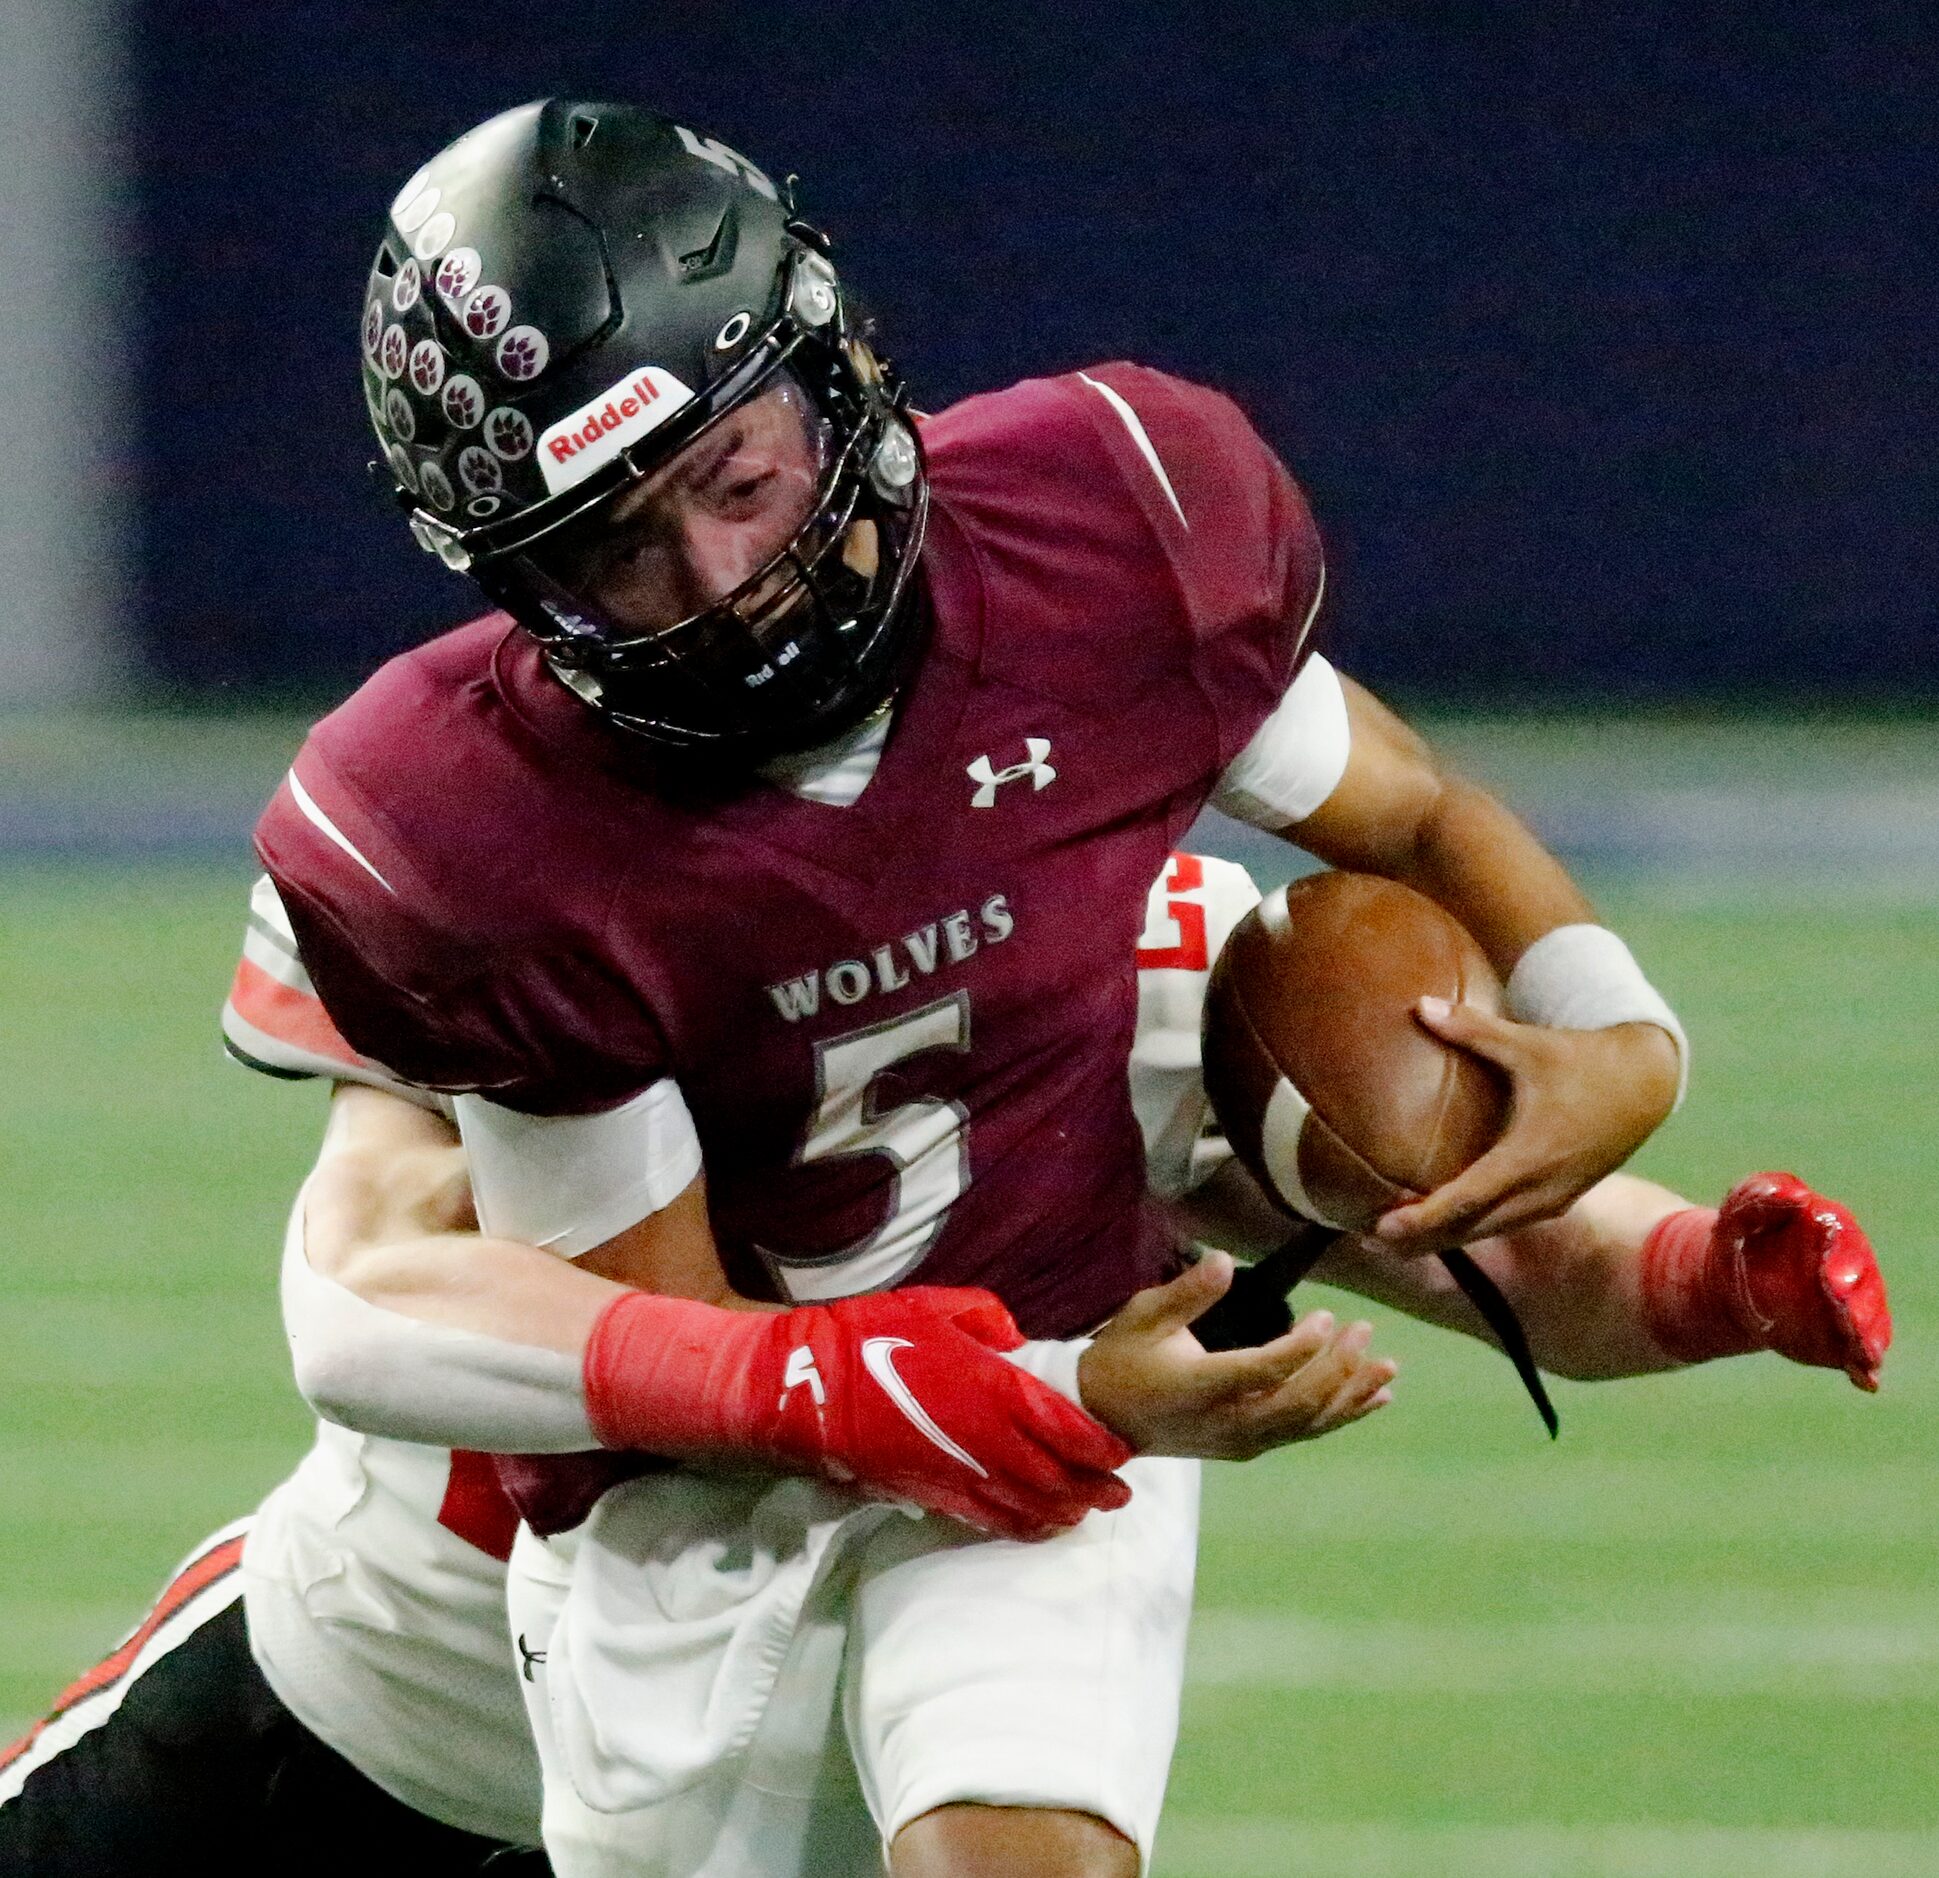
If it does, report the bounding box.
[526,372,837,638]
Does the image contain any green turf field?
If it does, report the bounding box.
[3,824,1935,1871]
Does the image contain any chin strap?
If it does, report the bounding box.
[1437,1248,1559,1437]
[1192,1221,1559,1439]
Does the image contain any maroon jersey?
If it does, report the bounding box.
[257,364,1322,1335]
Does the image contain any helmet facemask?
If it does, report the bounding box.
[474,347,927,757]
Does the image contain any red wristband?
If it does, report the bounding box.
[1639,1204,1751,1364]
[582,1291,771,1456]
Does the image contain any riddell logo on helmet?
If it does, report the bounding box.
[538,366,696,495]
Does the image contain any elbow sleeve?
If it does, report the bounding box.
[279,1190,597,1452]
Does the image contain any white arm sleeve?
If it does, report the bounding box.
[280,1188,597,1451]
[1211,654,1353,830]
[456,1080,704,1261]
[1002,1338,1093,1409]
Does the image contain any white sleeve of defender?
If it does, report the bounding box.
[280,1188,596,1451]
[1211,654,1352,830]
[456,1082,704,1261]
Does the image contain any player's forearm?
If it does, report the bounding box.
[289,1083,698,1448]
[304,1081,737,1337]
[318,1222,626,1353]
[1348,771,1594,981]
[1313,1175,1686,1378]
[283,1197,608,1449]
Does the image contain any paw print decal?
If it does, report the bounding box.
[383,387,417,443]
[409,339,446,396]
[391,259,422,313]
[379,323,408,379]
[412,210,457,262]
[496,326,549,382]
[393,183,440,234]
[485,406,533,461]
[458,446,503,495]
[418,461,455,512]
[463,285,511,340]
[362,299,385,359]
[441,375,484,430]
[387,443,418,492]
[436,248,481,308]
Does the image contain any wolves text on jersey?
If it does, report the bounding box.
[765,894,1015,1023]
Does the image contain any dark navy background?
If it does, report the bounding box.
[131,1,1935,701]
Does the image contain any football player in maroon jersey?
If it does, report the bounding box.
[238,100,1736,1876]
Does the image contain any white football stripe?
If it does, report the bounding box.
[286,769,394,894]
[1077,372,1189,528]
[1259,1076,1347,1229]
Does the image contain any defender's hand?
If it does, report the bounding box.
[586,1284,1135,1542]
[1078,1254,1395,1460]
[1720,1173,1891,1391]
[1376,1000,1679,1253]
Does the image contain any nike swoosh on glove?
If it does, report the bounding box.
[1643,1172,1891,1391]
[582,1286,1134,1540]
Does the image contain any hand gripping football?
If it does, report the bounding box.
[1201,871,1511,1233]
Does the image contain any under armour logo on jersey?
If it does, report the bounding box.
[967,738,1056,809]
[782,1344,827,1407]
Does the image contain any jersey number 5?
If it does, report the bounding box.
[756,992,972,1302]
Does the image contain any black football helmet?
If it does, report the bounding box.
[360,100,927,757]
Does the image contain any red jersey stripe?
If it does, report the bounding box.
[228,956,363,1066]
[436,1448,521,1563]
[0,1533,246,1772]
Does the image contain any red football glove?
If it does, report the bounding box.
[582,1285,1134,1540]
[1641,1172,1891,1391]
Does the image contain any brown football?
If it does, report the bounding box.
[1202,871,1511,1232]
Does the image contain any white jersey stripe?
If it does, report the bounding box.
[287,768,395,894]
[249,870,299,944]
[241,920,315,993]
[1078,372,1189,529]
